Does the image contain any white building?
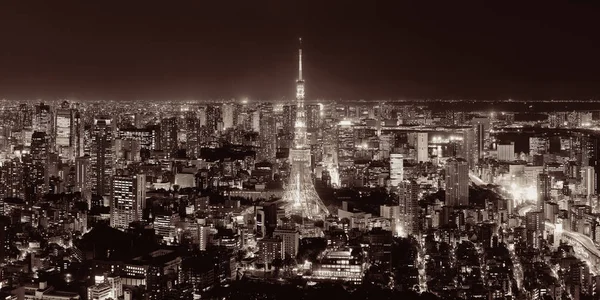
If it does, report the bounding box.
[497,142,515,161]
[416,132,429,163]
[389,154,404,187]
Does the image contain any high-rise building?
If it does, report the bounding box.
[337,120,354,169]
[306,104,321,132]
[206,105,221,133]
[0,158,24,199]
[91,118,114,198]
[222,103,237,130]
[416,132,428,163]
[31,131,49,198]
[185,116,201,159]
[111,172,146,229]
[398,180,419,235]
[160,117,178,158]
[537,173,551,212]
[497,142,515,161]
[33,103,52,134]
[525,211,542,249]
[76,156,92,207]
[273,228,300,258]
[258,104,276,162]
[581,166,596,200]
[257,238,284,266]
[197,225,212,251]
[55,108,73,158]
[445,157,469,207]
[283,105,297,139]
[529,137,549,156]
[389,153,404,187]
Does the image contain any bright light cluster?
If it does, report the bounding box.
[507,183,537,205]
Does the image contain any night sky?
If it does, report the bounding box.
[1,1,599,101]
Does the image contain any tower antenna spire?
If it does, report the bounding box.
[298,37,303,81]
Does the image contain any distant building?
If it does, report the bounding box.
[273,228,300,257]
[304,249,364,284]
[445,158,469,207]
[110,173,146,230]
[389,153,404,187]
[257,238,283,266]
[497,142,515,161]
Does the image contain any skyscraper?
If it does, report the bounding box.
[445,157,469,207]
[160,117,178,158]
[416,132,428,163]
[222,103,237,130]
[91,118,114,198]
[31,131,49,199]
[389,153,404,187]
[258,104,276,162]
[398,180,419,235]
[497,142,515,161]
[55,108,72,158]
[33,103,52,134]
[537,173,551,212]
[76,156,92,207]
[111,172,146,229]
[305,104,321,132]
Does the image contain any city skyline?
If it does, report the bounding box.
[1,2,600,100]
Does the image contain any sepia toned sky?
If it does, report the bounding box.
[0,1,599,101]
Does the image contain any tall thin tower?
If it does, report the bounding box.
[282,38,329,219]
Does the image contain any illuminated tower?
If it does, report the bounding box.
[282,38,329,219]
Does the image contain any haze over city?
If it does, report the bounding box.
[1,1,600,100]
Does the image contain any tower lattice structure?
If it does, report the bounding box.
[282,38,329,219]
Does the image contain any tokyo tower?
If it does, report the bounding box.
[281,38,329,219]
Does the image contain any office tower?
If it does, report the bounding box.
[281,38,329,219]
[497,142,515,161]
[389,153,404,187]
[581,166,596,200]
[257,238,284,266]
[462,127,476,169]
[18,104,33,129]
[222,103,237,130]
[197,106,207,127]
[537,173,551,212]
[336,120,354,169]
[283,105,297,139]
[73,110,85,158]
[31,131,49,198]
[55,108,72,159]
[111,172,146,229]
[185,116,201,159]
[445,157,469,207]
[306,104,321,132]
[398,180,419,235]
[0,158,24,199]
[91,118,114,198]
[475,123,485,161]
[529,137,549,156]
[33,103,52,134]
[76,156,92,207]
[416,132,428,163]
[273,228,300,257]
[160,117,178,158]
[197,225,212,251]
[250,110,261,133]
[525,211,542,249]
[206,105,221,133]
[258,104,276,162]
